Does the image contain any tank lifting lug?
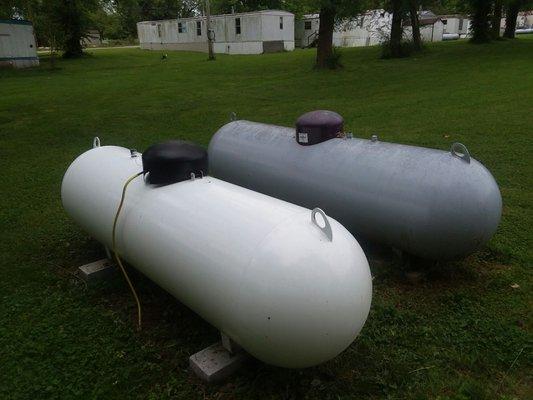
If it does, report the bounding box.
[311,208,333,242]
[450,142,471,164]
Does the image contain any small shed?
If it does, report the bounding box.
[137,10,294,55]
[83,30,103,47]
[439,15,471,38]
[404,16,444,42]
[0,19,39,68]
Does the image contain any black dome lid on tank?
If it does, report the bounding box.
[295,110,344,146]
[142,140,208,185]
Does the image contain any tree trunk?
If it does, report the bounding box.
[491,0,503,39]
[409,0,422,51]
[50,32,56,69]
[64,33,84,58]
[62,1,84,58]
[389,0,403,57]
[316,6,335,69]
[470,0,492,43]
[504,1,521,39]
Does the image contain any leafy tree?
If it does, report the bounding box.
[7,0,99,57]
[114,0,198,38]
[89,0,121,40]
[209,0,313,16]
[423,0,464,14]
[49,0,99,58]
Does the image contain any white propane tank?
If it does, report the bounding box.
[61,141,372,368]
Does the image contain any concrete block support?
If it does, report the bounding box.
[189,335,250,383]
[77,259,115,282]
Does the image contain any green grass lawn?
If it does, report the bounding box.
[1,39,532,399]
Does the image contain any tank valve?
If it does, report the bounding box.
[371,134,379,142]
[130,149,139,157]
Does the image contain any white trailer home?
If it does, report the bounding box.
[295,11,393,49]
[0,19,38,68]
[295,10,443,49]
[137,10,294,55]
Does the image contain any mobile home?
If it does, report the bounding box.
[296,11,394,49]
[296,10,443,49]
[137,10,294,55]
[0,19,38,68]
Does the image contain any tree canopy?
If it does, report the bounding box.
[1,0,532,60]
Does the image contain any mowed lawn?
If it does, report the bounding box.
[0,39,532,399]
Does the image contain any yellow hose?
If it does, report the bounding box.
[112,171,144,330]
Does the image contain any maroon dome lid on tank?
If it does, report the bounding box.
[295,110,344,146]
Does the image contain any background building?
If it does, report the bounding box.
[0,19,39,68]
[440,15,471,38]
[295,10,443,49]
[137,10,294,55]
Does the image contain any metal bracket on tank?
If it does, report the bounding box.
[450,142,471,164]
[93,136,101,148]
[311,208,333,242]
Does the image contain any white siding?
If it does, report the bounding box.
[296,11,445,49]
[295,16,320,48]
[137,11,294,55]
[404,21,444,42]
[0,20,39,68]
[296,11,392,49]
[442,17,470,37]
[261,14,293,41]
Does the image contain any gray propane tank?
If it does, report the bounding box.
[208,112,502,260]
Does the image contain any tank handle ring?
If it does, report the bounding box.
[311,208,333,242]
[93,136,101,148]
[230,112,237,122]
[450,142,470,164]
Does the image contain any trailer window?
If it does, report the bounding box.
[235,17,241,34]
[178,22,186,33]
[196,20,202,36]
[458,19,464,30]
[280,17,284,30]
[304,21,312,30]
[157,24,162,38]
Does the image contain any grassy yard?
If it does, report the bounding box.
[0,39,531,399]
